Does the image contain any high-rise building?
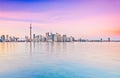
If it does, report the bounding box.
[54,33,61,42]
[62,35,67,42]
[45,32,54,42]
[1,35,5,42]
[46,32,49,41]
[66,37,70,42]
[33,34,36,39]
[46,32,49,37]
[39,35,42,42]
[6,35,9,42]
[70,36,74,42]
[35,35,40,42]
[41,37,46,42]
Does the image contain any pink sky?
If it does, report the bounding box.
[0,0,120,39]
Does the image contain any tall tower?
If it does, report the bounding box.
[30,24,32,42]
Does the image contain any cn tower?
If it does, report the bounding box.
[30,24,32,42]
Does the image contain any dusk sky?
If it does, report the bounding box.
[0,0,120,39]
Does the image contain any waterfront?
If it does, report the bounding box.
[0,42,120,78]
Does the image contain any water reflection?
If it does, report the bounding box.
[29,42,32,56]
[0,42,17,56]
[0,42,120,78]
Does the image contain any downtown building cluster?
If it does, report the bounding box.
[25,32,75,42]
[0,35,19,42]
[0,24,119,42]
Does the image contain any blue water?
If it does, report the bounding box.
[0,42,120,78]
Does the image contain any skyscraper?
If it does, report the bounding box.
[1,35,5,42]
[46,32,49,37]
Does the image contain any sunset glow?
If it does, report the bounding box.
[0,0,120,39]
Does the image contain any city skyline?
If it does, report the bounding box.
[0,0,120,40]
[0,24,119,42]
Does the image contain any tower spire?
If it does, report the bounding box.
[30,24,32,42]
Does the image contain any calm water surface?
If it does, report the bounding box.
[0,42,120,78]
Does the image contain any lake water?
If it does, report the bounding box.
[0,42,120,78]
